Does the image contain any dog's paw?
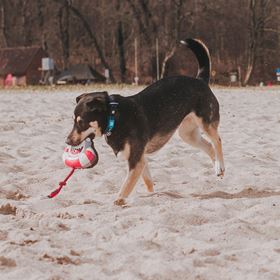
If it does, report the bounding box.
[114,198,126,206]
[215,161,225,178]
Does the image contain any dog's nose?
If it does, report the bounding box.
[65,137,73,145]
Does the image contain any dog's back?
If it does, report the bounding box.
[131,39,218,138]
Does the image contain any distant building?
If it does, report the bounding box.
[0,46,47,86]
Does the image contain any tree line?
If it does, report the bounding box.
[0,0,279,85]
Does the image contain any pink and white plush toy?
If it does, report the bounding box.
[62,138,98,169]
[48,138,98,198]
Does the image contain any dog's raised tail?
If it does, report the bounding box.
[180,38,211,84]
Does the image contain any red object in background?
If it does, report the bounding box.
[5,73,13,86]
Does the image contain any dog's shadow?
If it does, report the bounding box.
[140,187,280,202]
[139,191,185,199]
[139,187,280,201]
[192,187,280,200]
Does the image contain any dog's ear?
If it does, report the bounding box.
[76,91,108,104]
[76,93,89,104]
[86,92,108,112]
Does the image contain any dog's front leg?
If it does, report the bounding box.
[114,156,145,206]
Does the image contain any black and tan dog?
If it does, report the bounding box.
[66,38,225,205]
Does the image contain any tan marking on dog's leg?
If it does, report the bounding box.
[188,114,225,177]
[114,157,145,206]
[118,142,130,160]
[179,114,215,161]
[203,124,225,177]
[142,159,154,192]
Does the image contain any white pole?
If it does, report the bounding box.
[134,38,139,85]
[156,38,159,80]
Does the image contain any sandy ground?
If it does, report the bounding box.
[0,85,280,280]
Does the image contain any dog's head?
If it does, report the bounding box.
[66,91,109,146]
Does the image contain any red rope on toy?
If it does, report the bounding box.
[48,168,76,198]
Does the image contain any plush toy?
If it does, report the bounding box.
[62,138,98,169]
[48,138,98,198]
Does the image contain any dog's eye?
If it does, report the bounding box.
[78,119,83,127]
[78,119,89,130]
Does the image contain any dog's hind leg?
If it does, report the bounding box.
[186,113,225,177]
[142,158,154,192]
[178,114,215,162]
[202,122,225,177]
[114,156,145,206]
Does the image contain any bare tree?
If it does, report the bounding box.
[126,0,157,45]
[67,3,115,82]
[116,1,126,82]
[37,0,48,51]
[58,0,70,69]
[0,0,279,84]
[21,0,33,46]
[160,0,186,78]
[52,0,115,81]
[243,0,273,86]
[0,0,7,47]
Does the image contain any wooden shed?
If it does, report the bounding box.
[0,46,47,86]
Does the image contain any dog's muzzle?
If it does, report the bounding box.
[66,131,96,146]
